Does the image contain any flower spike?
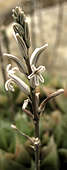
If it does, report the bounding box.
[12,6,30,48]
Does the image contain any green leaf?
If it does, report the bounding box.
[0,120,15,152]
[41,136,59,170]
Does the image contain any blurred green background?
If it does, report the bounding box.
[0,0,67,170]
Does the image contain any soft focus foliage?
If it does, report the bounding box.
[0,4,66,170]
[0,78,66,170]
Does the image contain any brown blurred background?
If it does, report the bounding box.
[0,0,67,86]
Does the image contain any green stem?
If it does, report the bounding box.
[32,92,40,170]
[34,119,40,170]
[26,49,40,170]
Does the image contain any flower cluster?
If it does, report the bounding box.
[12,6,30,48]
[4,7,47,95]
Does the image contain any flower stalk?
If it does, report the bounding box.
[39,88,64,112]
[11,124,34,144]
[4,7,64,170]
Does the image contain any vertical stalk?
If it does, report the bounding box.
[32,91,40,170]
[27,46,40,170]
[26,58,40,169]
[34,119,40,170]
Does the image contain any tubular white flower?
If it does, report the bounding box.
[30,44,48,66]
[28,65,46,86]
[15,33,28,59]
[3,53,27,74]
[5,64,30,95]
[13,23,24,38]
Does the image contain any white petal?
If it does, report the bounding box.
[28,65,45,86]
[5,79,14,92]
[16,33,27,59]
[28,65,37,79]
[31,65,36,72]
[38,74,44,83]
[13,23,24,38]
[37,65,46,73]
[28,72,35,79]
[12,66,19,73]
[9,74,30,95]
[34,76,39,86]
[30,44,48,66]
[6,64,11,72]
[6,64,18,75]
[24,20,30,48]
[4,53,27,74]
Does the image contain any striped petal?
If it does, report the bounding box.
[30,44,48,66]
[8,74,30,95]
[5,78,15,92]
[4,53,27,75]
[14,33,28,60]
[38,74,44,83]
[34,76,39,86]
[24,20,30,48]
[13,23,24,38]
